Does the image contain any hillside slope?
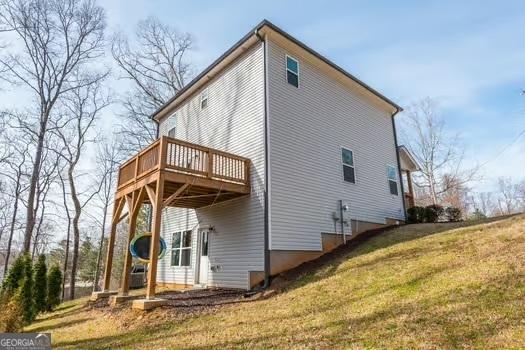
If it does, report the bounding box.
[28,215,525,349]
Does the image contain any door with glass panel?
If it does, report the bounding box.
[198,230,209,284]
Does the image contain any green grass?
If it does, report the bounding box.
[27,215,525,349]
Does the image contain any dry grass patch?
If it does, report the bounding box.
[27,215,525,349]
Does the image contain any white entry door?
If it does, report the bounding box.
[198,230,209,285]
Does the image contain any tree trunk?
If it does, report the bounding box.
[3,188,20,277]
[23,118,48,253]
[62,220,71,301]
[68,167,82,300]
[92,202,108,292]
[32,202,46,260]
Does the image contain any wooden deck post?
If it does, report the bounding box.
[102,197,125,291]
[145,173,165,299]
[406,170,415,208]
[159,136,168,170]
[207,150,214,178]
[120,192,138,296]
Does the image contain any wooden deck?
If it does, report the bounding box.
[115,136,251,208]
[99,136,251,303]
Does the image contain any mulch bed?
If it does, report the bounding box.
[158,288,252,313]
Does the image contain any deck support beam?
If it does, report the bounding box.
[120,189,146,296]
[146,174,165,299]
[102,197,125,292]
[163,183,190,208]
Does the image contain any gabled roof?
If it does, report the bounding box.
[398,145,421,172]
[152,19,402,122]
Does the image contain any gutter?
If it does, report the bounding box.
[391,108,407,222]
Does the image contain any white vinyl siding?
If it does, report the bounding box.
[157,209,198,285]
[267,40,404,251]
[157,43,265,289]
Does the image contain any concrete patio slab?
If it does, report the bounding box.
[132,298,167,310]
[109,294,141,306]
[90,291,118,301]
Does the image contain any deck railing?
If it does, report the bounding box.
[117,136,250,189]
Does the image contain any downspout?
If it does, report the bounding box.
[391,108,407,222]
[254,28,271,291]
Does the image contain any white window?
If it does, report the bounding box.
[286,55,299,87]
[167,114,177,138]
[171,230,192,267]
[200,89,209,110]
[387,165,399,196]
[341,148,355,183]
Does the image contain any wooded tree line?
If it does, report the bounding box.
[0,0,522,303]
[0,0,193,300]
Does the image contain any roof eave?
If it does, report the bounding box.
[152,19,402,122]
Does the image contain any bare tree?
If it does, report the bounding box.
[496,177,521,215]
[0,0,106,253]
[54,78,110,299]
[401,97,478,205]
[92,138,121,291]
[31,158,60,259]
[0,131,30,275]
[518,180,525,212]
[112,17,193,153]
[473,192,496,217]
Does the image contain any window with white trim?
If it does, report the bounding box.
[200,89,209,109]
[171,230,192,267]
[387,165,399,196]
[286,55,299,87]
[167,114,177,138]
[341,148,355,183]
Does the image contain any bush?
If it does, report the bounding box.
[0,290,24,332]
[424,204,444,223]
[20,255,35,324]
[46,265,62,311]
[33,255,48,314]
[1,255,26,296]
[471,208,487,221]
[407,206,425,223]
[445,207,462,222]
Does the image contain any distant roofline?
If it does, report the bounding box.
[152,19,402,121]
[398,145,421,171]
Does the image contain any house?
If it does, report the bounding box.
[94,20,419,309]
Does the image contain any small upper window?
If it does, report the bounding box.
[167,114,176,138]
[341,148,355,183]
[286,55,299,88]
[200,89,209,110]
[171,230,192,267]
[387,165,399,196]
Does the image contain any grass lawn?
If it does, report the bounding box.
[27,215,525,349]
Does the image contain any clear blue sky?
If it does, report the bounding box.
[4,0,525,191]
